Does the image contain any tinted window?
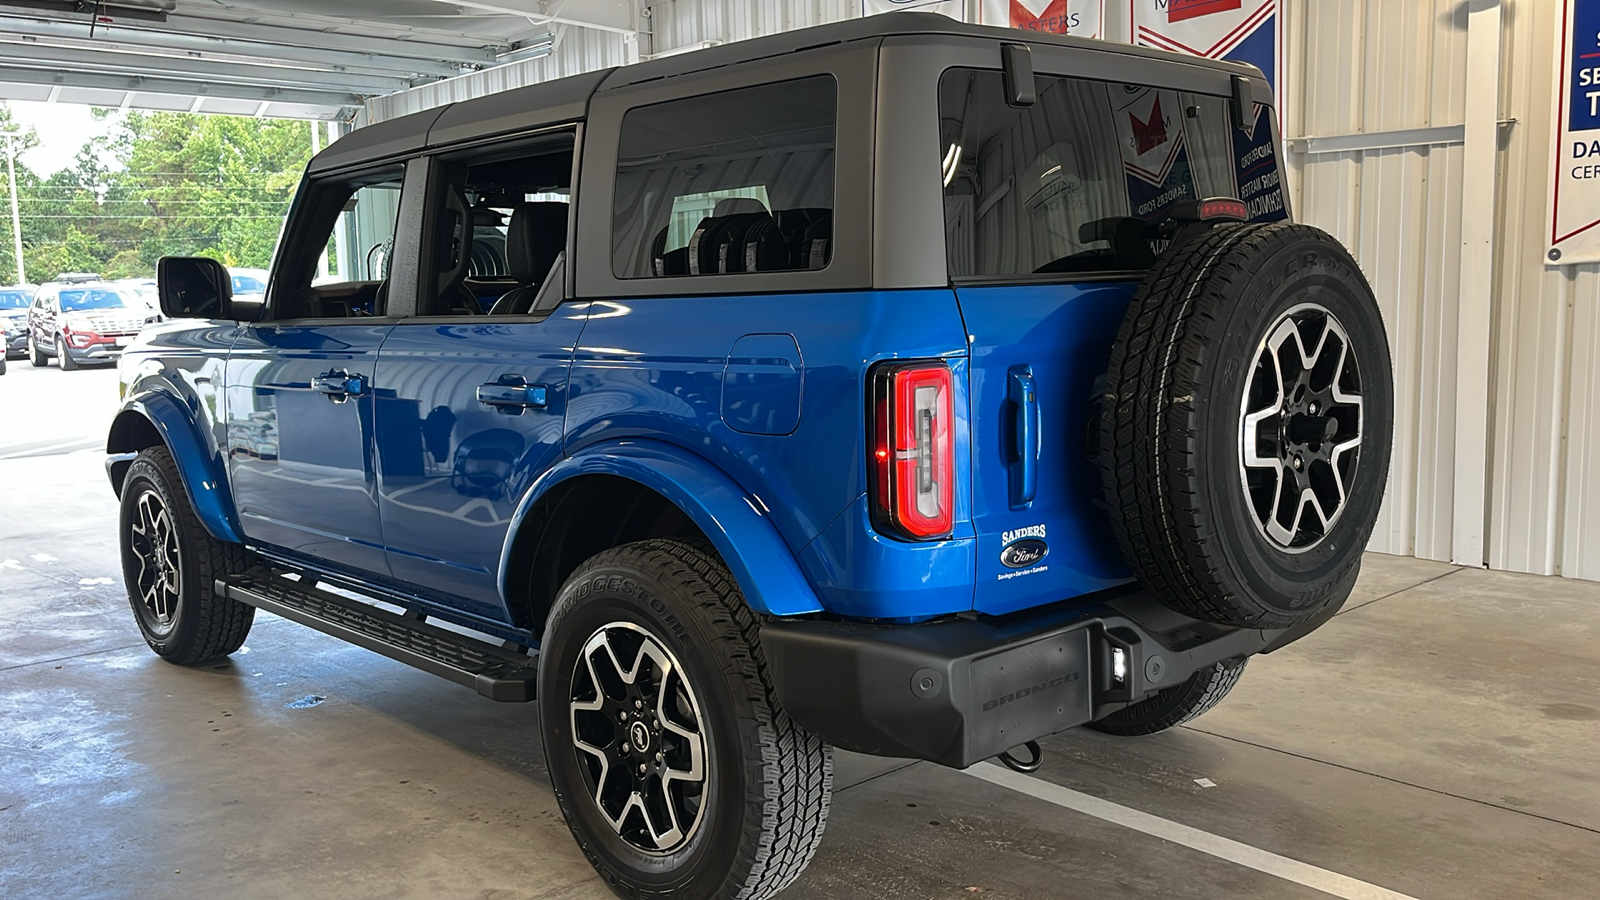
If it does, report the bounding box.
[612,75,837,280]
[58,289,129,312]
[232,275,266,294]
[0,290,28,309]
[939,69,1286,278]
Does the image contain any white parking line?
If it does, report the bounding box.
[0,438,100,460]
[965,762,1420,900]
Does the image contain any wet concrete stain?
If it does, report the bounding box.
[1540,703,1600,721]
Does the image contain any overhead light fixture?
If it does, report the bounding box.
[492,33,556,66]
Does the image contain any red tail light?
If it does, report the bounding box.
[870,361,954,539]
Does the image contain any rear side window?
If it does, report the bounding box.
[939,68,1286,278]
[611,75,837,280]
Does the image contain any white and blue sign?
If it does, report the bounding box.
[1548,0,1600,264]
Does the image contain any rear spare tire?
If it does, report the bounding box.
[1100,222,1392,629]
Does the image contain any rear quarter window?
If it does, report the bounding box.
[939,68,1287,279]
[611,75,837,280]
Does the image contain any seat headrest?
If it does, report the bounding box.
[712,197,767,217]
[507,202,569,284]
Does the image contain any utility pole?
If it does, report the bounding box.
[2,131,22,286]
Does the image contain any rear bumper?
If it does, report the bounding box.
[760,585,1339,769]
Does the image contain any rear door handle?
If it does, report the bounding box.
[1007,367,1039,507]
[312,370,365,400]
[478,376,548,412]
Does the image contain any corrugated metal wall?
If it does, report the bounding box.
[1282,0,1470,564]
[359,27,629,125]
[1286,0,1600,583]
[355,0,1599,583]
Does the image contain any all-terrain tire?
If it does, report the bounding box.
[539,539,832,900]
[1100,222,1393,629]
[28,337,46,367]
[55,336,77,371]
[118,445,254,664]
[1088,659,1248,736]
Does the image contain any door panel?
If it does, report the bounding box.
[956,282,1137,616]
[225,324,393,576]
[373,307,591,620]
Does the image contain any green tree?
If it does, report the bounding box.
[0,106,313,284]
[0,102,40,285]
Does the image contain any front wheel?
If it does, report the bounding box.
[118,446,254,664]
[539,540,832,900]
[28,337,46,367]
[56,336,78,371]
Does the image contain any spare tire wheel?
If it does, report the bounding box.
[1099,222,1393,629]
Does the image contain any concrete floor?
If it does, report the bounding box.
[4,363,1600,899]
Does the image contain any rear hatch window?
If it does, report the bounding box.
[939,67,1288,615]
[940,68,1286,279]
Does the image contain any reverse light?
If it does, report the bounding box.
[870,361,955,540]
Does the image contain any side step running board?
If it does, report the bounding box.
[217,570,538,702]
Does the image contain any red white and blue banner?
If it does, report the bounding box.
[1127,0,1280,107]
[980,0,1103,38]
[1126,0,1286,223]
[862,0,1103,38]
[1546,0,1600,264]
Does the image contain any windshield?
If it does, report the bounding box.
[0,290,29,310]
[59,288,130,312]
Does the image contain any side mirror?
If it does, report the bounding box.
[157,256,232,319]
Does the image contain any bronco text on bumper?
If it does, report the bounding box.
[108,14,1392,900]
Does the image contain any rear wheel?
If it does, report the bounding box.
[118,446,254,664]
[56,336,77,371]
[1100,223,1393,629]
[1088,659,1247,736]
[539,539,831,900]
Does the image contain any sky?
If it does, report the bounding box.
[5,101,116,178]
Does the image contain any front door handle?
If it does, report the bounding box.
[477,375,548,412]
[1007,367,1039,508]
[312,370,365,400]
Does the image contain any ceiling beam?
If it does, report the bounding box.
[0,63,362,109]
[0,14,472,77]
[0,6,507,65]
[0,39,414,94]
[438,0,637,36]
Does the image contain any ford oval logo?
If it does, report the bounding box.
[1000,538,1049,569]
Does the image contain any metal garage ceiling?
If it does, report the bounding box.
[0,0,633,119]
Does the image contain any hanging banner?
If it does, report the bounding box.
[978,0,1103,38]
[1114,87,1197,222]
[1546,0,1600,265]
[1127,1,1281,107]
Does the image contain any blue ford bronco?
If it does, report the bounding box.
[108,14,1391,900]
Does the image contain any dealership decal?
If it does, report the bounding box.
[1547,0,1600,264]
[1000,524,1049,574]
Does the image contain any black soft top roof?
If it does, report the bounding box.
[310,12,1263,174]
